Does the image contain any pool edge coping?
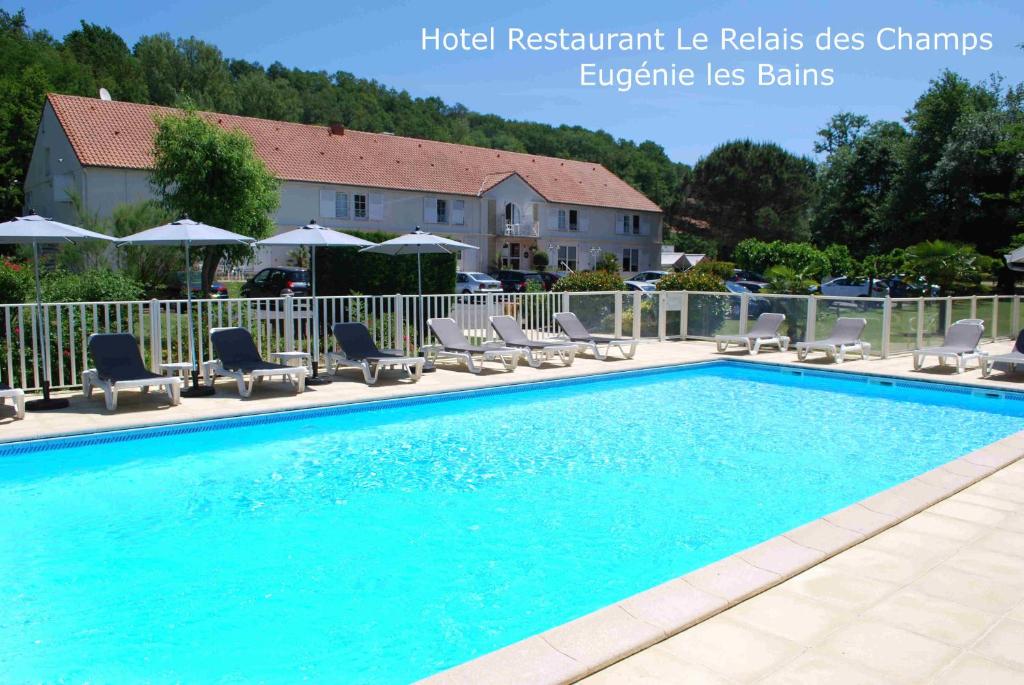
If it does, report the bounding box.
[419,435,1024,684]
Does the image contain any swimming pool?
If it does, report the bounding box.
[1,361,1021,683]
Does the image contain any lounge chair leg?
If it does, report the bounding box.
[168,382,180,406]
[14,394,24,419]
[361,362,379,385]
[105,388,117,412]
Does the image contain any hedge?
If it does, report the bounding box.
[316,230,457,295]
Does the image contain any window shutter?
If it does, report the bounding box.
[319,189,335,218]
[369,193,384,220]
[452,200,465,225]
[548,208,559,230]
[579,211,589,232]
[335,192,348,219]
[423,197,437,223]
[617,215,627,234]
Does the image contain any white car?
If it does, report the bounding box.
[455,272,502,295]
[631,270,668,283]
[819,276,890,298]
[624,280,657,294]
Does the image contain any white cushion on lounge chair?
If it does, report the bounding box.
[795,317,870,363]
[715,313,790,355]
[912,321,984,374]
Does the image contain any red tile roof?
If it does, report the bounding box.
[48,94,661,213]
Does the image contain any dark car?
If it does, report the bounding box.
[240,267,311,298]
[729,269,766,283]
[725,281,772,317]
[491,270,545,293]
[537,272,560,291]
[177,273,229,299]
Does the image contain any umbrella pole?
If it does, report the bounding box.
[416,252,436,372]
[182,240,214,397]
[306,243,329,385]
[26,240,69,410]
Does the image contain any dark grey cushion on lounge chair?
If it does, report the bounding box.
[333,322,405,361]
[428,317,495,354]
[210,327,291,373]
[88,333,164,382]
[490,315,562,350]
[555,312,621,344]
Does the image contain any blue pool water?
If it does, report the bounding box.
[1,361,1022,683]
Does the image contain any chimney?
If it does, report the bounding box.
[328,122,345,136]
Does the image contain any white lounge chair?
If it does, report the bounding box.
[489,315,576,367]
[326,322,424,385]
[554,312,637,360]
[912,320,985,374]
[83,333,181,411]
[0,378,25,419]
[795,317,870,363]
[204,327,308,397]
[715,312,790,355]
[982,329,1024,378]
[424,317,522,373]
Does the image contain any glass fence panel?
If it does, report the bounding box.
[622,293,660,338]
[887,300,920,354]
[921,299,949,348]
[748,295,809,343]
[662,292,684,337]
[687,293,740,338]
[566,293,617,336]
[949,298,975,324]
[814,298,885,356]
[997,297,1016,340]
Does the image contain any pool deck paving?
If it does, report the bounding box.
[3,339,1024,684]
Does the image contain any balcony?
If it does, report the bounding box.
[497,221,540,238]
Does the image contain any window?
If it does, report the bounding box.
[569,209,578,231]
[334,192,349,219]
[436,199,448,224]
[557,245,578,271]
[452,199,465,225]
[354,194,367,220]
[632,215,641,235]
[622,248,639,272]
[557,209,567,230]
[622,214,641,235]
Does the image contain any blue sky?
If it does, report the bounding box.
[11,0,1023,164]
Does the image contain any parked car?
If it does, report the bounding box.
[819,276,890,298]
[537,271,560,291]
[177,273,230,299]
[725,281,772,317]
[729,269,766,283]
[240,267,311,298]
[734,280,766,293]
[624,280,657,294]
[631,270,668,283]
[491,270,545,293]
[455,271,502,295]
[884,275,940,298]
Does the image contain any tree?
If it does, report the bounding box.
[814,112,870,154]
[151,110,279,290]
[903,240,994,295]
[687,140,817,251]
[596,251,620,273]
[62,21,147,101]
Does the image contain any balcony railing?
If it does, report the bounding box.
[498,221,540,237]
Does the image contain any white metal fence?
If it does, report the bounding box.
[2,291,1020,391]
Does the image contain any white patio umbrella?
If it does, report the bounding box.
[359,227,478,358]
[257,220,373,384]
[117,218,255,396]
[0,213,116,410]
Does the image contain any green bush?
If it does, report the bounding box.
[42,269,145,303]
[596,251,620,273]
[0,260,32,305]
[552,270,626,292]
[531,250,549,271]
[656,270,727,293]
[733,239,832,280]
[690,259,735,280]
[317,230,456,295]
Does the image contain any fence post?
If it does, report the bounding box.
[680,291,689,339]
[805,296,817,344]
[917,299,926,350]
[992,297,999,340]
[148,298,162,372]
[561,292,570,314]
[614,292,623,338]
[881,298,892,359]
[393,294,404,352]
[486,292,497,342]
[657,291,667,341]
[1014,296,1021,335]
[969,296,977,321]
[283,295,295,351]
[632,291,642,340]
[738,293,749,334]
[945,297,953,327]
